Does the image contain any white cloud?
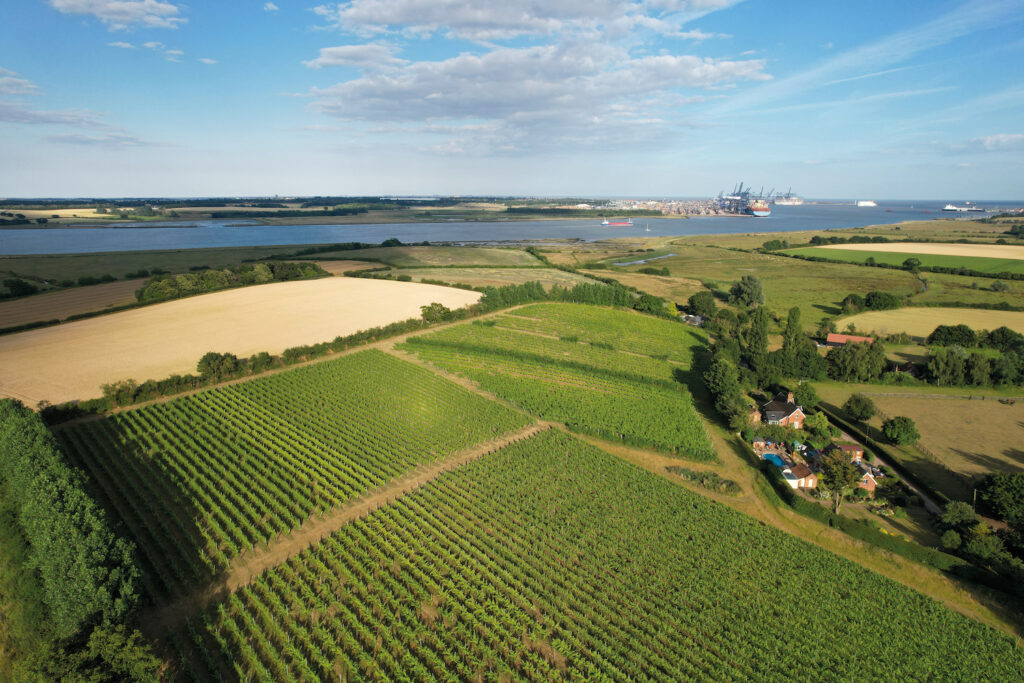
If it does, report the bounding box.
[304,44,406,69]
[143,41,165,49]
[0,101,110,128]
[309,42,767,151]
[0,69,41,95]
[165,49,183,55]
[45,133,154,147]
[264,2,278,11]
[198,57,217,65]
[107,41,135,48]
[973,133,1024,151]
[48,0,186,30]
[313,0,738,40]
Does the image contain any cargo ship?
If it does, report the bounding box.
[772,188,803,205]
[716,182,771,216]
[601,218,633,226]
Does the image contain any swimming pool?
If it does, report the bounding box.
[763,453,786,468]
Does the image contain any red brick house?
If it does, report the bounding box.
[787,463,818,490]
[837,443,864,463]
[761,392,805,430]
[856,463,877,494]
[826,333,875,347]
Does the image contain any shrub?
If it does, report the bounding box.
[882,416,920,445]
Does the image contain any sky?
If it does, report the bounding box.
[1,0,1023,199]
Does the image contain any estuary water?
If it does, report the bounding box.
[0,200,1008,256]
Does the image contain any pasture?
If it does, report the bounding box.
[318,245,542,267]
[786,244,1024,274]
[0,278,480,404]
[0,278,144,329]
[180,430,1024,680]
[395,266,591,289]
[840,307,1024,339]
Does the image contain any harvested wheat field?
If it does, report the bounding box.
[0,278,480,404]
[0,279,145,329]
[819,242,1024,259]
[841,307,1024,339]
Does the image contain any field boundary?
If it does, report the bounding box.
[141,421,550,637]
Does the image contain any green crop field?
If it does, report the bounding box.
[315,245,543,268]
[57,350,528,599]
[178,430,1024,681]
[403,304,714,459]
[784,246,1024,274]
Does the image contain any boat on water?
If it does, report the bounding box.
[602,218,633,226]
[772,187,804,206]
[856,200,877,207]
[942,202,986,213]
[747,199,771,217]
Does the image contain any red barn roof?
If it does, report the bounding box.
[826,333,875,346]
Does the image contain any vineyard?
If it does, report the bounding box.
[57,350,529,599]
[177,430,1024,681]
[492,303,700,364]
[402,304,714,460]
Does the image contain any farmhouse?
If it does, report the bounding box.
[836,443,864,463]
[856,463,877,494]
[826,333,875,347]
[759,391,805,429]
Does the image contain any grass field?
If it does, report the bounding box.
[178,429,1024,681]
[785,245,1024,274]
[0,278,144,329]
[840,307,1024,338]
[0,278,480,404]
[395,266,591,289]
[316,245,542,268]
[815,381,1024,500]
[586,244,921,329]
[58,349,528,599]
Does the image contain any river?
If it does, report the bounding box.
[0,201,1006,256]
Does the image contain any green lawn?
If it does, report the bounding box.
[784,246,1024,275]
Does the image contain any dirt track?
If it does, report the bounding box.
[0,278,480,404]
[820,242,1024,259]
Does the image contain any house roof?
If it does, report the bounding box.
[762,392,801,421]
[837,443,863,453]
[826,333,875,345]
[789,463,813,479]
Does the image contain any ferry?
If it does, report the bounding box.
[942,202,985,213]
[772,188,804,206]
[601,218,633,226]
[856,200,878,207]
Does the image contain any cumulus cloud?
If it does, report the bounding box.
[264,2,278,11]
[304,44,406,69]
[0,69,41,95]
[309,43,766,151]
[48,0,186,30]
[198,57,217,65]
[107,41,135,48]
[313,0,736,40]
[143,41,165,49]
[45,133,154,147]
[973,133,1024,150]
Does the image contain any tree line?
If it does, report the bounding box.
[135,261,328,304]
[0,400,157,679]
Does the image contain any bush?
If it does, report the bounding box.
[882,416,920,445]
[865,291,902,310]
[843,393,876,422]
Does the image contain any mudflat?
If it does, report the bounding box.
[0,277,480,404]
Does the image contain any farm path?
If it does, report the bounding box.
[141,421,550,637]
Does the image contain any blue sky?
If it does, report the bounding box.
[1,0,1022,198]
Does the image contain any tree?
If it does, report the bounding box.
[977,472,1024,523]
[941,529,962,550]
[864,291,901,310]
[703,356,747,423]
[761,239,788,251]
[927,324,977,347]
[687,290,716,318]
[3,278,39,297]
[729,275,764,307]
[420,302,452,322]
[991,280,1011,292]
[841,293,865,313]
[793,383,820,409]
[882,416,919,445]
[632,292,665,314]
[940,501,978,533]
[780,307,801,374]
[818,450,860,513]
[842,393,876,422]
[902,257,921,271]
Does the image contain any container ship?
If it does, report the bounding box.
[715,182,772,217]
[601,218,633,226]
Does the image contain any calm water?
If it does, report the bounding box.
[0,200,1012,256]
